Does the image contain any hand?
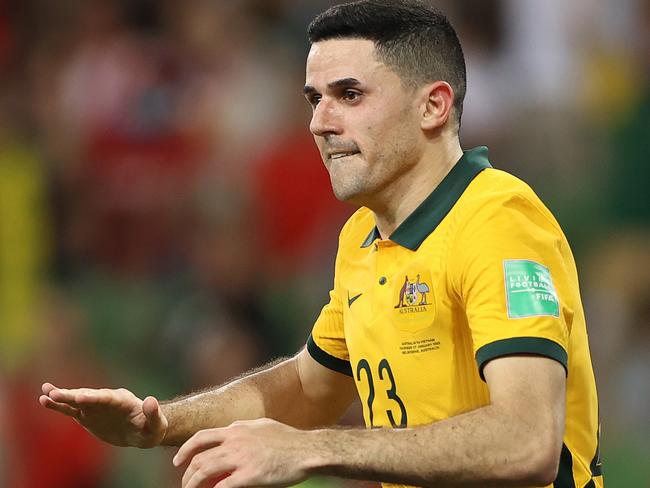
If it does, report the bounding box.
[39,383,168,448]
[173,418,313,488]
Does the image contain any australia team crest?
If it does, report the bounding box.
[395,274,430,308]
[392,272,435,333]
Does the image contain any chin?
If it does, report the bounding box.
[328,181,353,202]
[330,186,354,203]
[327,167,367,204]
[330,183,367,206]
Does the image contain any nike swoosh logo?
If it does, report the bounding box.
[347,292,363,307]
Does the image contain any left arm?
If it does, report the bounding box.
[174,354,565,488]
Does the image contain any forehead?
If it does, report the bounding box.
[305,38,388,86]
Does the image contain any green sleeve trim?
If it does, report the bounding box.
[307,335,352,377]
[475,337,568,381]
[555,443,577,487]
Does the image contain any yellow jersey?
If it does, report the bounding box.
[308,147,602,488]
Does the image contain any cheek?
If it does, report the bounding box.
[373,105,412,137]
[355,104,418,160]
[313,138,327,161]
[374,118,421,166]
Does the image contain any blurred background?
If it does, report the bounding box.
[0,0,648,486]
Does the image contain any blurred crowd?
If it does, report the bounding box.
[0,0,648,487]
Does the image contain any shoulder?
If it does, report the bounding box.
[458,167,563,234]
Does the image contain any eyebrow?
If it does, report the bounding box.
[303,77,362,95]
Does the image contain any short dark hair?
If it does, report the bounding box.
[308,0,466,126]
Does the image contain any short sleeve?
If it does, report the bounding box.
[307,225,352,377]
[451,193,573,380]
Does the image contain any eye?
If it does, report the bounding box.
[342,90,361,102]
[308,94,322,107]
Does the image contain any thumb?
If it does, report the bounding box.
[142,396,168,440]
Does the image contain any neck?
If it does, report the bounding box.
[373,138,463,239]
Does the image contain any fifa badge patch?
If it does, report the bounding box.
[503,260,559,318]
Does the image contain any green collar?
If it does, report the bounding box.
[361,146,492,250]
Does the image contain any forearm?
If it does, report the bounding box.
[305,404,559,487]
[161,355,337,446]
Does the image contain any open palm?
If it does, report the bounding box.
[39,383,168,448]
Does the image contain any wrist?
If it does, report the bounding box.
[301,429,333,475]
[157,404,176,447]
[300,429,341,475]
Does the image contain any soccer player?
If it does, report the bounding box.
[40,1,603,487]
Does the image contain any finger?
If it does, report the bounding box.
[184,459,233,488]
[174,428,226,467]
[49,388,112,407]
[181,448,234,488]
[76,388,117,405]
[39,395,81,418]
[142,396,163,426]
[184,467,211,488]
[142,396,168,437]
[47,387,87,405]
[42,382,58,395]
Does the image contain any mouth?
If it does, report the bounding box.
[329,151,360,161]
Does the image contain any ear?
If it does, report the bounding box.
[419,81,455,131]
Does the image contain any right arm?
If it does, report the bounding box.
[160,349,357,445]
[40,348,357,448]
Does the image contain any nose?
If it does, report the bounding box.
[309,99,342,138]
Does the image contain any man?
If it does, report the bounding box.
[40,1,603,487]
